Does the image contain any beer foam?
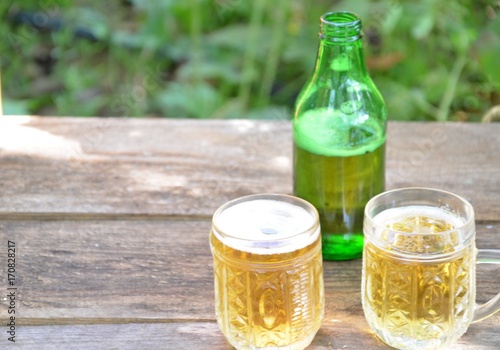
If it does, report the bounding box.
[213,199,319,254]
[373,205,465,230]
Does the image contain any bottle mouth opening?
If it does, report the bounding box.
[320,11,362,42]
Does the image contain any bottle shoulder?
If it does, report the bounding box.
[293,108,386,157]
[294,79,387,123]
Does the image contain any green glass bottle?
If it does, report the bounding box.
[293,11,386,260]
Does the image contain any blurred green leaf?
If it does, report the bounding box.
[244,105,291,120]
[411,13,434,39]
[65,7,110,40]
[3,99,30,115]
[0,0,498,120]
[155,82,223,118]
[475,31,500,84]
[177,60,242,84]
[206,24,253,51]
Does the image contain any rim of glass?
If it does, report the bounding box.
[320,11,362,42]
[212,193,320,243]
[364,187,475,237]
[321,11,361,27]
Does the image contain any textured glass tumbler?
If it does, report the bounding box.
[362,188,500,350]
[210,194,324,350]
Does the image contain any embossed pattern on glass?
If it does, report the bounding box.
[210,194,324,350]
[363,241,474,349]
[211,232,324,349]
[362,188,500,350]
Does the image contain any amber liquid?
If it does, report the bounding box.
[293,110,385,260]
[362,212,475,350]
[210,231,324,350]
[294,143,385,260]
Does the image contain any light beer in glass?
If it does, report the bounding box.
[362,188,500,350]
[210,194,324,350]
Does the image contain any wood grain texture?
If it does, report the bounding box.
[1,219,498,321]
[0,117,499,349]
[0,219,498,349]
[2,320,499,350]
[0,117,499,219]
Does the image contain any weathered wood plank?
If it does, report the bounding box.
[1,319,498,350]
[1,219,214,321]
[0,117,499,220]
[0,117,291,216]
[1,219,498,323]
[385,122,500,222]
[0,117,499,349]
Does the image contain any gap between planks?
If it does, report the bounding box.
[0,212,211,221]
[15,318,217,327]
[0,212,497,227]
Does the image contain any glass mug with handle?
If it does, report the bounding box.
[362,187,500,350]
[210,194,324,350]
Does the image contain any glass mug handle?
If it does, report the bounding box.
[473,249,500,322]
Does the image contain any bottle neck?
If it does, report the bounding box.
[313,39,367,78]
[311,12,368,81]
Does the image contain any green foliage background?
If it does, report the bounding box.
[1,0,499,121]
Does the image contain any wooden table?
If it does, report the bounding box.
[0,116,499,349]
